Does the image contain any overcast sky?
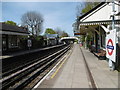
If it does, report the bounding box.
[2,2,84,36]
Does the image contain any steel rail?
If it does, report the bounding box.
[1,45,71,90]
[2,44,66,77]
[13,47,70,89]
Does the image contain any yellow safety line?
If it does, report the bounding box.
[51,57,67,79]
[51,46,73,79]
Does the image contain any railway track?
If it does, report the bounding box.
[1,44,72,89]
[2,44,66,77]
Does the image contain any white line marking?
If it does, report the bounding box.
[32,49,71,89]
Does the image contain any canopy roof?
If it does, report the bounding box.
[0,23,29,35]
[79,1,120,26]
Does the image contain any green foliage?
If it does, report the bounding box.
[29,35,43,40]
[74,39,78,42]
[61,31,69,37]
[82,2,99,14]
[81,35,85,42]
[4,20,17,26]
[35,36,43,41]
[82,4,92,14]
[21,36,28,38]
[86,34,92,41]
[77,2,99,48]
[45,28,56,34]
[86,30,93,41]
[29,35,44,48]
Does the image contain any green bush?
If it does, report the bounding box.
[30,36,44,49]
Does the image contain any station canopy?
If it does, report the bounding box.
[45,34,58,39]
[0,23,29,36]
[78,2,120,34]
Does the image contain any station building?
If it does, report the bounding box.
[77,1,120,68]
[0,23,29,53]
[45,34,59,46]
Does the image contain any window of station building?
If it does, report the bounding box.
[8,35,18,48]
[2,35,7,51]
[101,30,106,48]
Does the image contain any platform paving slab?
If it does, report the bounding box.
[36,44,119,89]
[81,47,118,88]
[38,44,89,88]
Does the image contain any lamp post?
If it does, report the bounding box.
[112,0,115,30]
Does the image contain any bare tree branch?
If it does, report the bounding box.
[21,11,44,36]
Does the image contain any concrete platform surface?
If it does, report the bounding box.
[35,44,119,88]
[81,47,118,88]
[37,44,90,88]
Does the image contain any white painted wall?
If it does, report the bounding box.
[81,2,119,22]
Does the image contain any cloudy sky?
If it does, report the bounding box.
[1,1,84,36]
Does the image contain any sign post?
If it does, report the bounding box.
[106,29,116,70]
[106,0,117,70]
[28,39,32,50]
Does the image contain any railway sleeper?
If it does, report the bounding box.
[2,45,71,89]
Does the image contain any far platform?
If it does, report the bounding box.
[0,44,64,59]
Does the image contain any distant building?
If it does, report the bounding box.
[45,34,59,46]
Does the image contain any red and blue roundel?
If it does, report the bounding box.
[107,39,114,56]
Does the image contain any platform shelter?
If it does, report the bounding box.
[78,1,120,69]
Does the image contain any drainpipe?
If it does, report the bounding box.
[112,0,115,30]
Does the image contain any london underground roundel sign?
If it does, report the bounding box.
[106,29,116,62]
[107,39,114,56]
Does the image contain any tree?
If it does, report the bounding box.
[76,2,99,16]
[55,27,63,37]
[75,2,99,35]
[45,28,56,34]
[4,20,17,26]
[55,27,69,37]
[82,2,99,14]
[61,31,69,37]
[76,3,83,17]
[75,2,99,48]
[21,11,44,36]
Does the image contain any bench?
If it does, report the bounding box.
[94,49,106,60]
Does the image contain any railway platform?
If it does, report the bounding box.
[34,44,118,89]
[0,44,64,59]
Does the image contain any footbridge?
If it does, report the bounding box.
[60,37,79,44]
